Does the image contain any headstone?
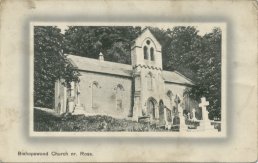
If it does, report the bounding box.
[198,97,217,132]
[178,105,187,131]
[165,107,172,130]
[187,112,191,120]
[199,97,209,121]
[191,108,198,121]
[158,104,166,126]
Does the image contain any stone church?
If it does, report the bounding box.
[54,28,196,125]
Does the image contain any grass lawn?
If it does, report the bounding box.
[34,108,179,132]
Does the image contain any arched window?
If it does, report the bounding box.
[115,84,124,111]
[167,90,174,110]
[144,46,148,60]
[91,81,99,109]
[149,100,155,118]
[150,47,154,61]
[147,97,157,119]
[183,89,191,111]
[147,72,153,90]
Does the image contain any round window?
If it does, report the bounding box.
[146,40,150,45]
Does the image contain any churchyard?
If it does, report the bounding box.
[34,108,180,132]
[34,97,221,132]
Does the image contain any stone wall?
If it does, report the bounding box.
[163,83,187,109]
[138,68,165,111]
[78,71,133,119]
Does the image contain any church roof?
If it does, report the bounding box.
[66,54,194,86]
[66,54,133,77]
[162,70,194,86]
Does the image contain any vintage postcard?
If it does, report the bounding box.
[0,0,257,162]
[30,22,226,138]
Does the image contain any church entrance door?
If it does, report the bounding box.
[147,97,157,120]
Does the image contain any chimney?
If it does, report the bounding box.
[98,52,104,61]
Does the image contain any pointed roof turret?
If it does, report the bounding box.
[98,52,104,61]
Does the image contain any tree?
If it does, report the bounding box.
[64,26,142,64]
[152,26,202,79]
[188,28,222,119]
[34,26,79,108]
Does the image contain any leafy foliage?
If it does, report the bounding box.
[64,26,142,64]
[189,28,222,119]
[34,26,79,108]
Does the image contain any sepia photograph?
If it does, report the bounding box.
[32,23,225,136]
[0,0,257,162]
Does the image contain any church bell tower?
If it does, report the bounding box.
[131,28,165,121]
[131,28,162,69]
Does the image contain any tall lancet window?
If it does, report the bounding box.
[150,47,154,61]
[91,81,99,109]
[147,72,153,90]
[167,90,173,109]
[115,84,124,112]
[144,46,148,60]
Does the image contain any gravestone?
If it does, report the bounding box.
[191,108,198,121]
[187,112,191,120]
[198,97,217,132]
[178,105,187,131]
[165,107,172,130]
[159,103,166,126]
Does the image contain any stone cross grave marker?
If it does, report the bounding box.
[198,97,217,132]
[192,108,198,121]
[199,97,209,121]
